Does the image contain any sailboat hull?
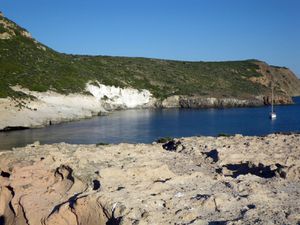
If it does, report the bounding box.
[270,112,277,120]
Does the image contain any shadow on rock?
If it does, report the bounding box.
[223,162,284,178]
[0,216,4,225]
[203,149,219,163]
[162,140,182,151]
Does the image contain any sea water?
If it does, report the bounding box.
[1,97,299,150]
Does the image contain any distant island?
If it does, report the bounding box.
[1,12,300,130]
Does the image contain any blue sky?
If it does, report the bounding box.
[1,0,300,76]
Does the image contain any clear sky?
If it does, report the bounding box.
[1,0,300,77]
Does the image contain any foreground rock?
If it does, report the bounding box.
[0,134,300,224]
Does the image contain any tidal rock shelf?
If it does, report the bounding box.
[0,134,300,225]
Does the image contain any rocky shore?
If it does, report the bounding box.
[160,94,293,108]
[1,133,300,225]
[0,86,293,131]
[0,84,155,131]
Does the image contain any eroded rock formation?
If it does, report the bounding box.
[0,134,300,224]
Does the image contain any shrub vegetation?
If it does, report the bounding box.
[0,15,269,99]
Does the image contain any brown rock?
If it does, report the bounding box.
[0,134,300,224]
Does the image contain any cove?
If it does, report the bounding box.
[1,97,300,150]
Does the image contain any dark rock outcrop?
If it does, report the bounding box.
[161,94,293,109]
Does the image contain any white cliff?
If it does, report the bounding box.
[0,83,155,130]
[86,82,153,109]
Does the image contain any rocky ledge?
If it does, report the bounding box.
[161,95,293,108]
[0,134,300,225]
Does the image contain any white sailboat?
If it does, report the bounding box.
[269,84,277,120]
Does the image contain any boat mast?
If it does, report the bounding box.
[271,83,274,113]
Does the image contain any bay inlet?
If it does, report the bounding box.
[1,97,300,150]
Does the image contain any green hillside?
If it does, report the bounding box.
[0,14,285,99]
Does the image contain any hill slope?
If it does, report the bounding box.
[1,13,300,101]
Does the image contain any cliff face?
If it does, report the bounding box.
[250,61,300,97]
[0,84,156,131]
[161,95,293,109]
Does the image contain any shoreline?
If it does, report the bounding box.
[1,133,299,224]
[0,93,294,132]
[1,130,300,152]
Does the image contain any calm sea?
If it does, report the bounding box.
[1,97,300,150]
